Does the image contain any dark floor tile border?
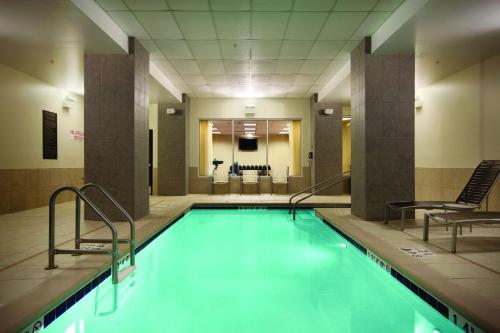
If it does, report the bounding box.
[319,216,485,333]
[191,203,351,209]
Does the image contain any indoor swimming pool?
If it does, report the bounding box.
[41,209,461,333]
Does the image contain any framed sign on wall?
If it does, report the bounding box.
[43,110,57,159]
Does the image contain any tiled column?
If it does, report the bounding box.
[157,94,189,195]
[350,37,415,220]
[310,94,343,195]
[84,38,149,221]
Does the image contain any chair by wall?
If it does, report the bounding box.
[212,169,229,194]
[242,170,259,194]
[272,168,289,194]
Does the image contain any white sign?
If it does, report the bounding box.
[70,129,84,142]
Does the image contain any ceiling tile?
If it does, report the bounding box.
[134,12,182,39]
[166,74,184,84]
[251,12,289,39]
[308,85,322,94]
[335,41,359,60]
[318,12,368,40]
[252,73,274,84]
[224,60,250,74]
[210,0,251,11]
[323,60,347,75]
[251,60,276,74]
[153,59,178,75]
[293,0,336,11]
[166,0,210,10]
[307,41,345,59]
[205,74,226,85]
[188,40,222,59]
[96,0,127,10]
[275,60,304,73]
[139,40,164,59]
[373,0,404,11]
[351,12,391,40]
[251,0,293,11]
[300,60,330,73]
[295,74,320,85]
[197,60,225,74]
[156,40,193,59]
[273,74,297,86]
[315,73,333,85]
[108,11,150,40]
[288,85,310,94]
[173,12,217,39]
[220,40,251,59]
[226,74,250,85]
[183,75,207,84]
[170,60,201,74]
[213,12,251,39]
[279,41,314,59]
[285,12,329,40]
[250,40,282,59]
[334,0,378,11]
[123,0,168,10]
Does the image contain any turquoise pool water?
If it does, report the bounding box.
[42,209,460,333]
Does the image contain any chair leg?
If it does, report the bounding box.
[459,224,463,235]
[423,214,429,241]
[469,223,472,233]
[400,208,406,231]
[451,223,458,253]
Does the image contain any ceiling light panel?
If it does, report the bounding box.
[275,60,304,73]
[96,0,128,10]
[156,40,193,59]
[293,0,336,11]
[285,12,329,40]
[279,41,314,59]
[210,0,251,10]
[252,0,293,10]
[197,60,225,74]
[173,12,217,40]
[188,41,222,59]
[134,12,182,39]
[213,12,251,39]
[308,41,345,59]
[334,0,379,11]
[166,0,210,10]
[250,40,282,59]
[251,12,289,39]
[123,0,168,10]
[138,40,164,59]
[107,12,150,40]
[300,60,330,74]
[170,60,201,75]
[351,12,392,41]
[318,12,368,40]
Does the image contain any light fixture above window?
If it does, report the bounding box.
[244,123,256,126]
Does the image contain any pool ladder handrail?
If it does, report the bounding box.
[45,184,136,284]
[290,172,351,220]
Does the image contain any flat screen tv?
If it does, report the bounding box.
[239,138,258,151]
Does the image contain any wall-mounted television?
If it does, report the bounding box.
[239,138,258,151]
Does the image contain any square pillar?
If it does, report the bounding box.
[84,38,149,220]
[157,95,190,195]
[350,37,415,220]
[310,94,343,195]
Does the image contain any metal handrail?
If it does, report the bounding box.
[292,174,351,220]
[45,186,120,284]
[288,171,350,213]
[79,183,135,266]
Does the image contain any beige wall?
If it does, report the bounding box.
[212,134,290,175]
[0,64,85,214]
[189,97,311,168]
[0,64,84,169]
[415,53,500,208]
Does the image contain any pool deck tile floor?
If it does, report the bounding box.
[0,194,499,332]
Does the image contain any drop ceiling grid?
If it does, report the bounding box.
[97,0,403,97]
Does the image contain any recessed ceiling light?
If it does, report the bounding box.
[212,131,221,134]
[244,123,256,126]
[244,127,255,131]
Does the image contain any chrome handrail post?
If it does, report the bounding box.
[46,191,59,269]
[75,196,81,252]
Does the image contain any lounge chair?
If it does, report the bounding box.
[423,211,500,252]
[272,168,289,194]
[385,160,500,230]
[241,170,259,194]
[212,169,229,194]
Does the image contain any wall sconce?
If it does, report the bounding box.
[62,95,76,110]
[166,108,176,114]
[244,104,255,116]
[321,108,334,115]
[415,96,423,111]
